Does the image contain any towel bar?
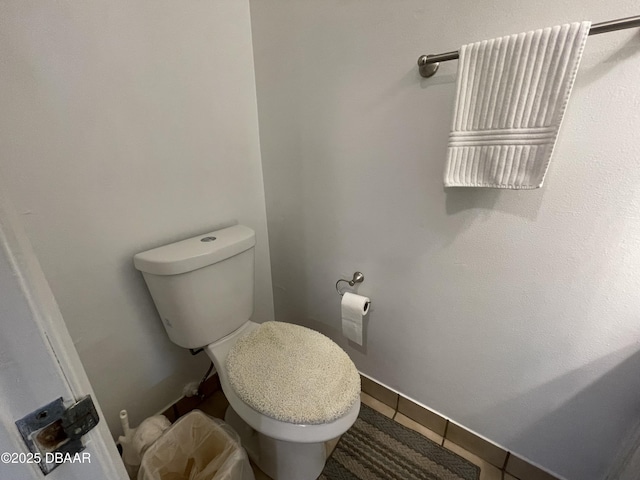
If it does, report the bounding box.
[418,14,640,77]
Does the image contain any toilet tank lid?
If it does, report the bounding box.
[133,225,255,276]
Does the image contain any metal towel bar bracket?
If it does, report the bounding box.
[418,14,640,78]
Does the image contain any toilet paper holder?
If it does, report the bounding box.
[335,271,365,297]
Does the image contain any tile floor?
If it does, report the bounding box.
[197,390,515,480]
[360,392,506,480]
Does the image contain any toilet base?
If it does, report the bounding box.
[225,406,327,480]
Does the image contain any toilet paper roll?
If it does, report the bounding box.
[341,292,370,346]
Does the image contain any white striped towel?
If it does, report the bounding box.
[444,21,591,189]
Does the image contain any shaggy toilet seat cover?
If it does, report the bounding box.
[226,321,360,425]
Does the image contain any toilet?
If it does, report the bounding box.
[133,225,360,480]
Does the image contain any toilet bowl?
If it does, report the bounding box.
[206,321,360,479]
[133,225,360,480]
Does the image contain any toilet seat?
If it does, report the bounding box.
[226,321,360,425]
[205,321,360,443]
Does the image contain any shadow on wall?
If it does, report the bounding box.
[579,32,640,87]
[607,414,640,480]
[479,344,640,480]
[439,187,547,251]
[445,187,545,220]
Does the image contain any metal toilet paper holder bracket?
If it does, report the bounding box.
[336,272,364,296]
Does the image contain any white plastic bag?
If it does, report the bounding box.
[138,410,254,480]
[120,411,172,479]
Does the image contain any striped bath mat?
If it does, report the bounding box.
[320,404,479,480]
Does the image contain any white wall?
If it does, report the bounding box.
[0,0,274,436]
[250,1,640,479]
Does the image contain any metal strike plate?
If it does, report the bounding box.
[15,395,99,475]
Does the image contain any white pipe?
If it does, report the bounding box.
[120,409,131,436]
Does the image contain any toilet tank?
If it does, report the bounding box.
[133,225,255,349]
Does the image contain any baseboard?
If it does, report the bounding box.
[359,372,563,480]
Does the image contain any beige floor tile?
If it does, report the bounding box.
[394,413,444,445]
[504,474,519,480]
[443,440,503,480]
[361,392,395,418]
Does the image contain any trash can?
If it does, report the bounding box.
[138,410,254,480]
